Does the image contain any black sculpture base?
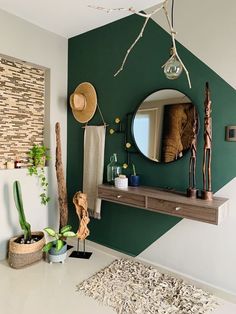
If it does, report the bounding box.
[201,190,213,201]
[67,244,74,251]
[186,188,199,198]
[69,251,92,259]
[68,239,92,259]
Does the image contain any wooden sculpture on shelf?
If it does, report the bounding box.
[55,122,68,228]
[202,82,213,200]
[187,107,198,198]
[73,191,90,240]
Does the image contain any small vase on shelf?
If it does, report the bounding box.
[128,163,140,187]
[107,153,122,185]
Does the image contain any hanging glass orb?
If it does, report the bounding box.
[164,55,183,80]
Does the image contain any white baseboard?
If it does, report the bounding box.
[137,256,236,304]
[67,238,236,304]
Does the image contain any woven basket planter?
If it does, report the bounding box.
[8,231,45,269]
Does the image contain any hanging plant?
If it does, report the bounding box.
[28,144,50,205]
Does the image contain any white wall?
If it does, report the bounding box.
[146,0,236,90]
[138,178,236,298]
[0,10,68,260]
[137,1,236,297]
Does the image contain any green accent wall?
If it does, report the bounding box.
[67,14,236,256]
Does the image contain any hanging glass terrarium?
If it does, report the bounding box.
[163,48,183,80]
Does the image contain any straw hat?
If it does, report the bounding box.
[70,82,97,123]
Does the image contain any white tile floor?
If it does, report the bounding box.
[0,241,235,314]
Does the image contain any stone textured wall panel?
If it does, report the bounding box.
[0,57,45,164]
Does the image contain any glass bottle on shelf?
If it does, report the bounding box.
[107,153,122,184]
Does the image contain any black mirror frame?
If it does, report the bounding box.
[131,88,199,164]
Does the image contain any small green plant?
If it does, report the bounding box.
[43,225,76,252]
[13,181,31,243]
[28,144,50,167]
[132,163,137,176]
[28,144,50,205]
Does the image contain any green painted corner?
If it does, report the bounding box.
[67,14,236,256]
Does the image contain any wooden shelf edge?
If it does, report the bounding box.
[98,184,229,225]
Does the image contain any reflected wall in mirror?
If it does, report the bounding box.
[132,89,198,163]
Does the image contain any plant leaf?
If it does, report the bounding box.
[56,239,64,251]
[44,227,56,237]
[60,225,72,233]
[42,242,53,252]
[62,231,76,237]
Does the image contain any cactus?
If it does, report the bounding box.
[13,181,31,243]
[132,163,137,176]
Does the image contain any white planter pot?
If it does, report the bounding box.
[48,242,67,264]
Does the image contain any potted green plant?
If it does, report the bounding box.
[43,225,76,264]
[128,163,140,187]
[28,144,50,205]
[8,181,45,269]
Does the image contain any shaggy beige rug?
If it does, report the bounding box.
[77,259,219,314]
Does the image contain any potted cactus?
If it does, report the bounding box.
[128,163,140,187]
[8,181,45,268]
[43,225,76,264]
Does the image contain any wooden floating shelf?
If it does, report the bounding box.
[98,184,229,225]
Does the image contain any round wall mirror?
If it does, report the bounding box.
[132,89,198,163]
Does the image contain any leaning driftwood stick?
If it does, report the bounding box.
[55,122,68,228]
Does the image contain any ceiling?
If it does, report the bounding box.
[0,0,163,38]
[0,0,235,89]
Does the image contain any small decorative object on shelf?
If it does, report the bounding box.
[6,160,14,169]
[107,153,122,185]
[129,163,140,187]
[202,82,213,201]
[187,107,198,198]
[14,156,21,169]
[0,161,6,169]
[115,175,128,189]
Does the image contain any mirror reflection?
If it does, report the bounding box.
[133,89,197,163]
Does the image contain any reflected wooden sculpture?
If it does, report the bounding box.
[202,82,213,200]
[187,107,198,198]
[69,191,92,259]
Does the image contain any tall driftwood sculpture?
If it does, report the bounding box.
[187,107,198,198]
[55,122,68,228]
[202,83,213,200]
